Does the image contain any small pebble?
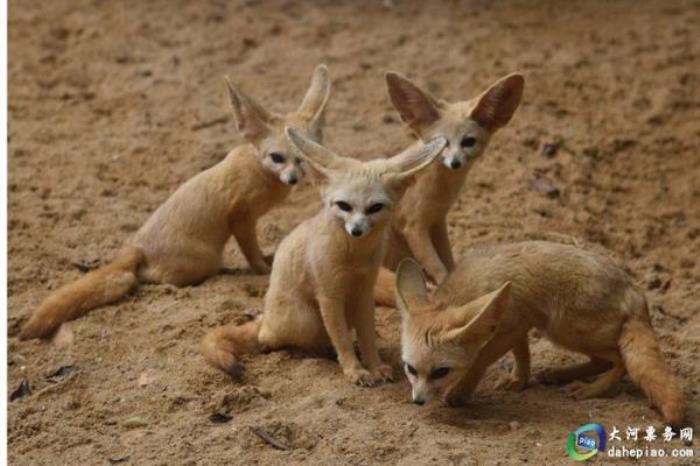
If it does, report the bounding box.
[542,141,561,157]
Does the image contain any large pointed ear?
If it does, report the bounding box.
[442,282,511,344]
[285,127,356,178]
[225,77,271,140]
[297,64,331,141]
[383,137,446,183]
[385,72,442,135]
[396,259,430,316]
[470,73,524,131]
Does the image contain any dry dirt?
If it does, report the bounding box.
[7,0,700,464]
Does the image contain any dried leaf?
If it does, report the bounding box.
[46,365,78,381]
[10,379,31,401]
[208,413,233,424]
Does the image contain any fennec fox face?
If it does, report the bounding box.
[325,176,393,237]
[396,259,510,404]
[385,72,524,170]
[226,64,331,185]
[286,129,448,238]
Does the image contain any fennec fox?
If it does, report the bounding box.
[383,72,524,284]
[201,129,447,385]
[19,65,332,340]
[395,241,684,426]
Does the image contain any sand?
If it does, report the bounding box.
[7,0,699,464]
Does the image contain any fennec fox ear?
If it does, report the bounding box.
[385,72,442,135]
[470,73,524,131]
[285,127,357,178]
[383,137,447,183]
[225,77,271,140]
[297,64,332,141]
[442,282,511,343]
[396,259,430,316]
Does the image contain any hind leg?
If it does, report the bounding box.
[564,352,625,399]
[494,336,530,391]
[143,248,221,286]
[257,297,330,353]
[537,357,612,385]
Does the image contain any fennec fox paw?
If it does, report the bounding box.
[564,380,608,400]
[345,367,382,387]
[444,382,473,407]
[445,393,468,407]
[494,374,529,391]
[371,363,395,383]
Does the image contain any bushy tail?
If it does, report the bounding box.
[374,267,397,307]
[620,319,684,427]
[201,319,261,378]
[19,247,144,340]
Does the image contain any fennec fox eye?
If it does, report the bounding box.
[405,362,418,376]
[429,367,450,380]
[335,201,353,212]
[460,136,477,148]
[365,203,384,214]
[269,152,286,164]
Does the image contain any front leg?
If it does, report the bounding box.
[230,215,270,274]
[318,295,374,386]
[431,219,455,272]
[444,331,525,406]
[494,336,531,391]
[352,288,393,383]
[404,225,448,284]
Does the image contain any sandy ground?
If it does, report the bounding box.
[7,0,700,464]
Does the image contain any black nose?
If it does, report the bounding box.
[450,159,462,169]
[351,228,362,237]
[413,399,425,406]
[287,176,297,185]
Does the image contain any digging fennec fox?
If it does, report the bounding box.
[394,241,684,427]
[382,72,524,286]
[20,65,332,340]
[201,128,447,386]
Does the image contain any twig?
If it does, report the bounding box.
[251,426,289,451]
[191,116,229,131]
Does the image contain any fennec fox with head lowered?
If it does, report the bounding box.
[19,65,332,341]
[382,72,524,285]
[395,241,684,426]
[201,129,447,385]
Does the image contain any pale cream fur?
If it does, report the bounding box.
[20,65,332,340]
[201,129,447,385]
[396,241,684,426]
[383,72,525,284]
